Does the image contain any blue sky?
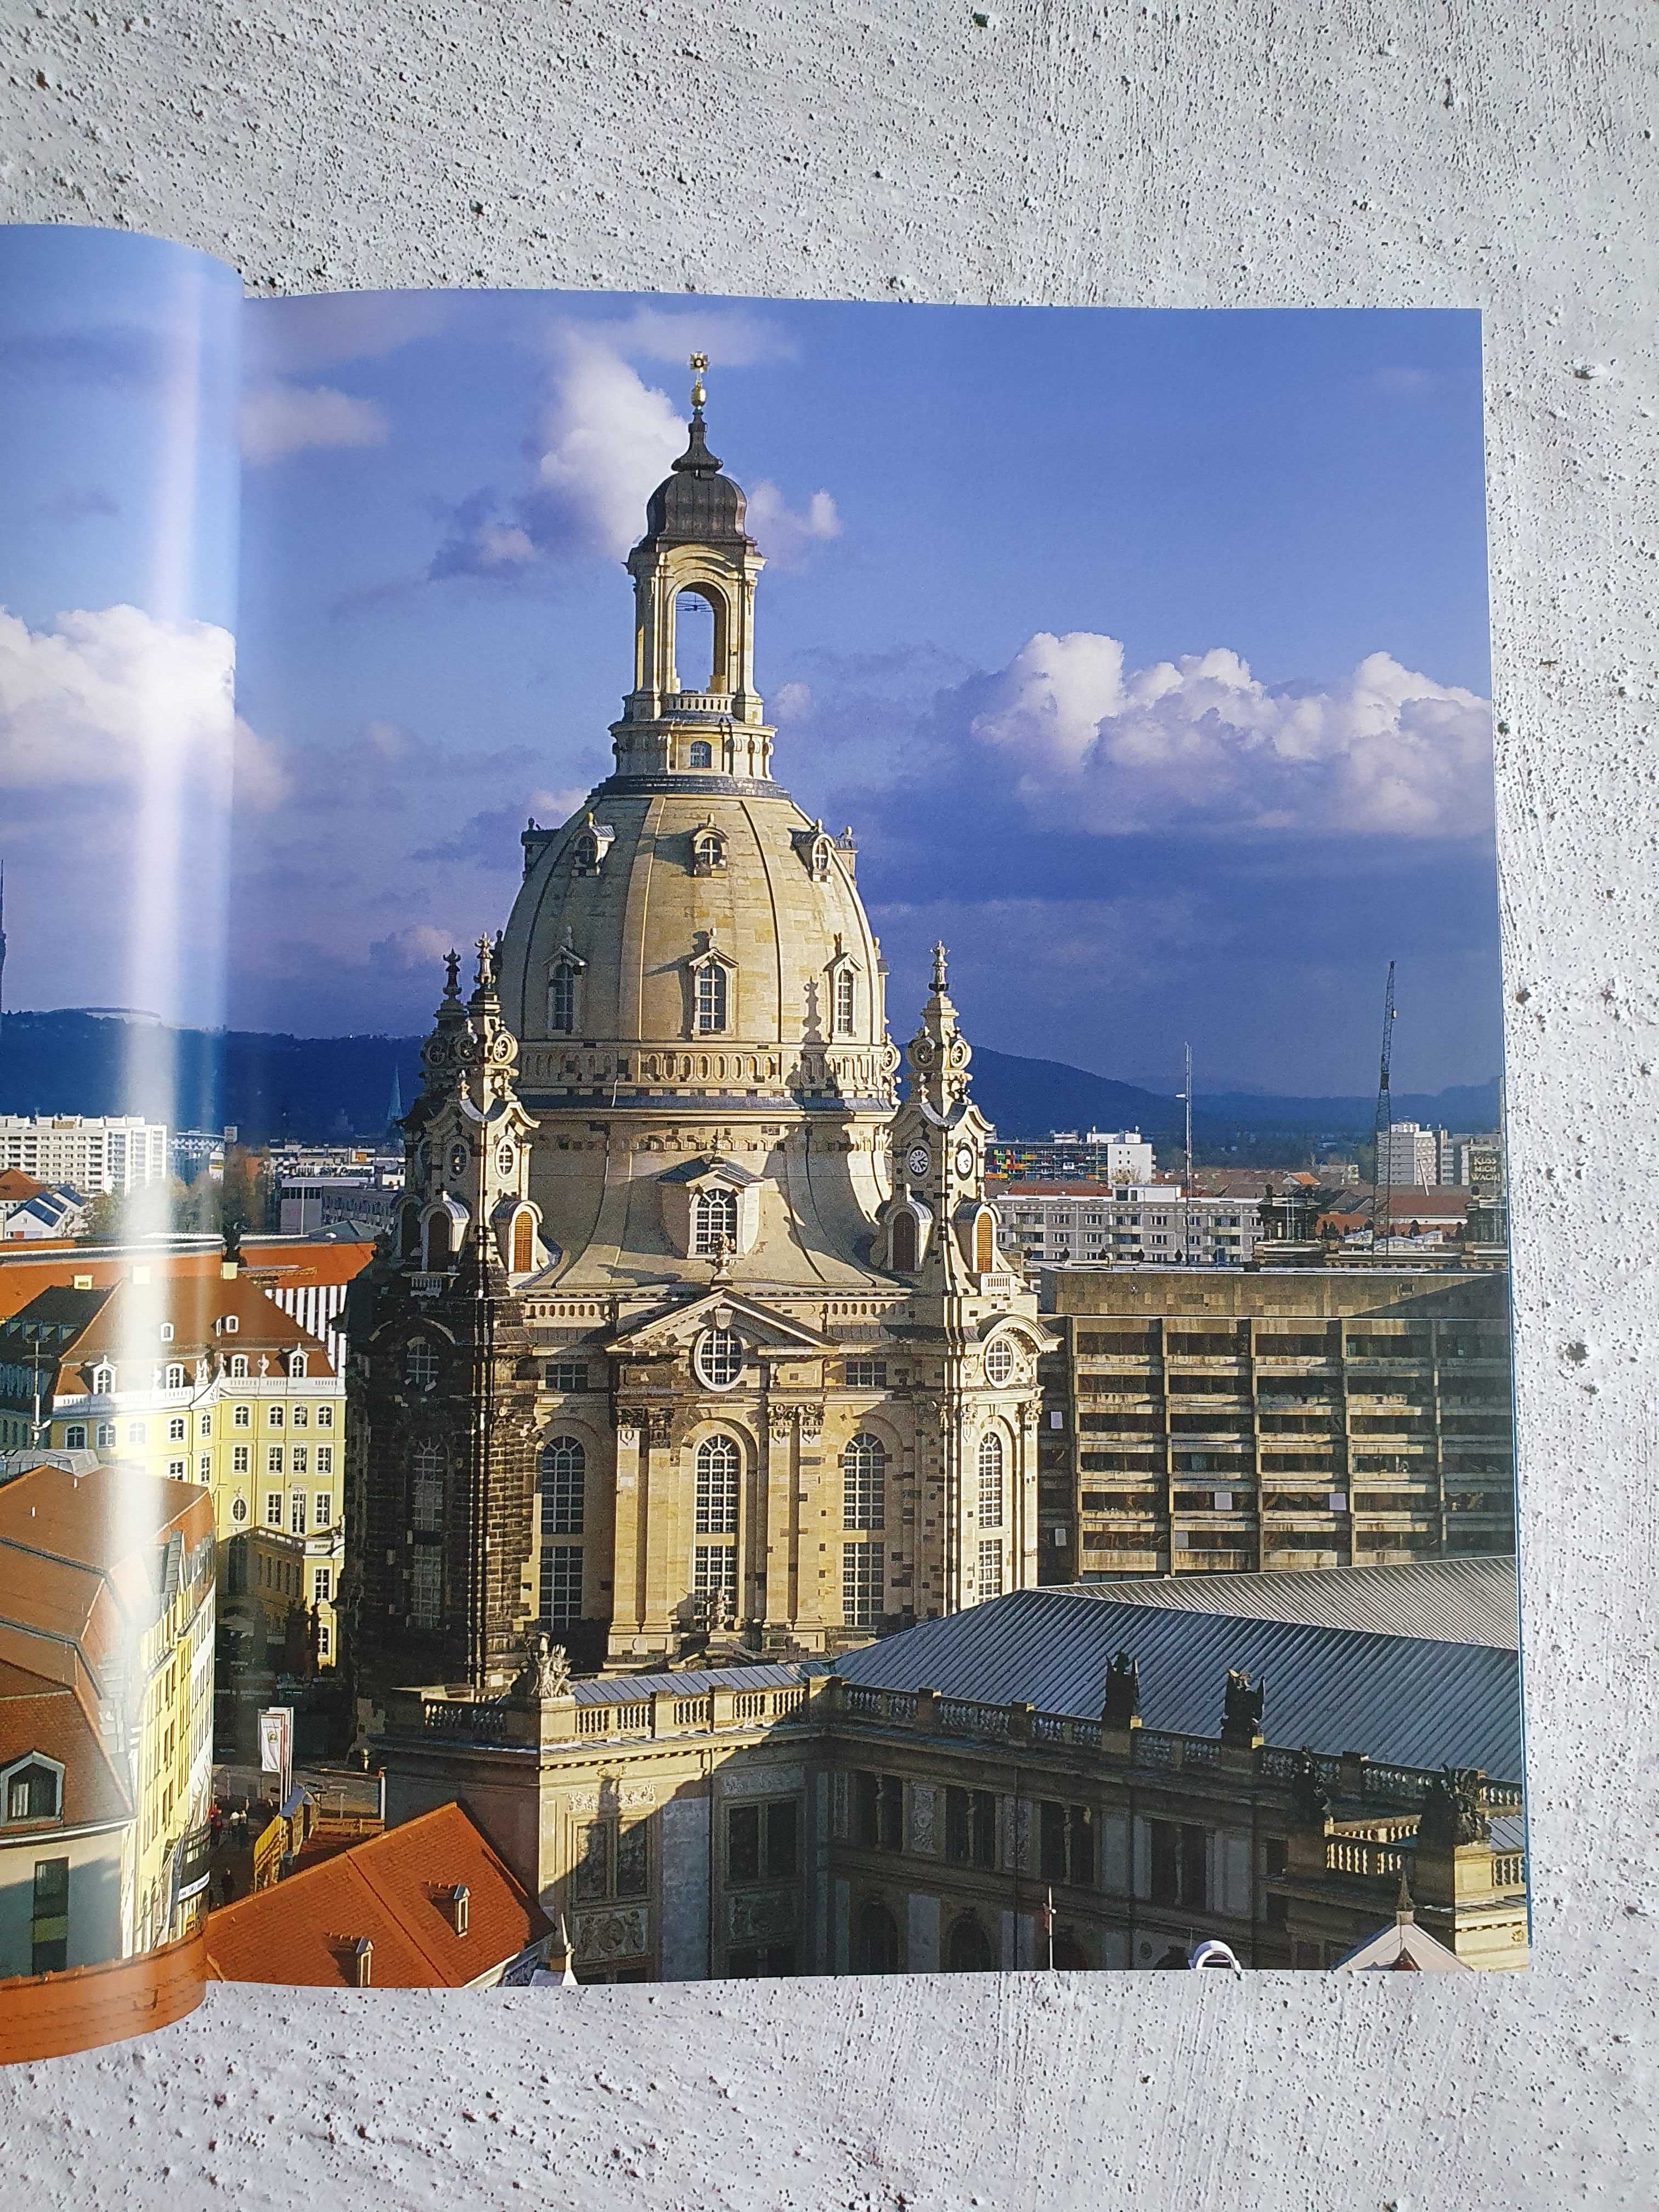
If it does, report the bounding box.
[0,226,242,1032]
[0,249,1498,1095]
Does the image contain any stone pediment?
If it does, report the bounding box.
[655,1154,763,1189]
[605,1289,831,1357]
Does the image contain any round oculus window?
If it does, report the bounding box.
[231,1496,249,1525]
[694,1328,743,1390]
[983,1336,1015,1386]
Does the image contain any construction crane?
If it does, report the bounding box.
[1370,962,1397,1252]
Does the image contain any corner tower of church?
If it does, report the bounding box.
[349,368,1053,1688]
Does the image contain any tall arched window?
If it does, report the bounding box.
[856,1899,901,1973]
[692,1187,738,1257]
[399,1203,421,1259]
[977,1431,1005,1529]
[842,1432,886,1530]
[946,1912,996,1973]
[548,966,577,1033]
[974,1210,994,1273]
[425,1211,452,1268]
[695,1435,740,1534]
[695,960,727,1034]
[539,1435,585,1535]
[511,1211,535,1274]
[411,1442,445,1532]
[165,1363,187,1390]
[833,968,855,1036]
[287,1352,307,1379]
[890,1210,917,1273]
[689,741,713,769]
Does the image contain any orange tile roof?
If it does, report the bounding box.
[204,1802,552,1988]
[0,1461,211,1573]
[48,1273,338,1383]
[0,1653,131,1829]
[0,1170,48,1205]
[0,1235,374,1327]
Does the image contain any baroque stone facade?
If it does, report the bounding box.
[346,381,1052,1691]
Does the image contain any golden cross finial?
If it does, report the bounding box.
[689,352,708,413]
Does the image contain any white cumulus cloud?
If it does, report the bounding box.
[967,632,1493,838]
[241,381,390,466]
[746,481,841,567]
[534,337,687,559]
[0,603,285,808]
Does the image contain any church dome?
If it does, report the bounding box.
[500,791,889,1098]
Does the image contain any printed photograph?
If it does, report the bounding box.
[0,239,1524,2015]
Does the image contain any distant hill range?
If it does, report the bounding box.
[0,1009,1500,1150]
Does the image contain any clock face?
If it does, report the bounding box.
[955,1144,975,1178]
[905,1143,931,1179]
[448,1142,468,1177]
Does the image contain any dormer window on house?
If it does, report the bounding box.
[165,1363,187,1390]
[3,1757,61,1822]
[159,1323,174,1342]
[221,1314,239,1333]
[692,1187,738,1256]
[91,1364,114,1395]
[228,1353,248,1379]
[287,1352,307,1380]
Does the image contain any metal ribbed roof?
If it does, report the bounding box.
[1056,1556,1518,1651]
[835,1571,1523,1785]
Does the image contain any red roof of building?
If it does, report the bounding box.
[203,1802,552,1988]
[0,1170,48,1205]
[0,1653,130,1830]
[0,1235,374,1327]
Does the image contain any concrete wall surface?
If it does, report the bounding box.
[0,2,1654,2203]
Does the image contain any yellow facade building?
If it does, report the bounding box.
[0,1257,347,1668]
[0,1458,215,1974]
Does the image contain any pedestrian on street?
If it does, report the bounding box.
[218,1867,236,1908]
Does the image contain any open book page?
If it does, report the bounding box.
[0,224,241,2057]
[222,287,1524,1988]
[0,255,1523,2040]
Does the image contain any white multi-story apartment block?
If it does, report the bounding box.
[988,1128,1158,1183]
[1378,1122,1453,1190]
[0,1115,169,1196]
[990,1181,1262,1268]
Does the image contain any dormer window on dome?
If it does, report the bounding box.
[691,823,727,877]
[571,814,614,877]
[796,822,836,882]
[546,928,585,1036]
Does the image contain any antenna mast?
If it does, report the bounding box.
[1184,1040,1193,1192]
[1371,963,1397,1254]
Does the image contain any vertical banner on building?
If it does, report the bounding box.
[258,1707,294,1804]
